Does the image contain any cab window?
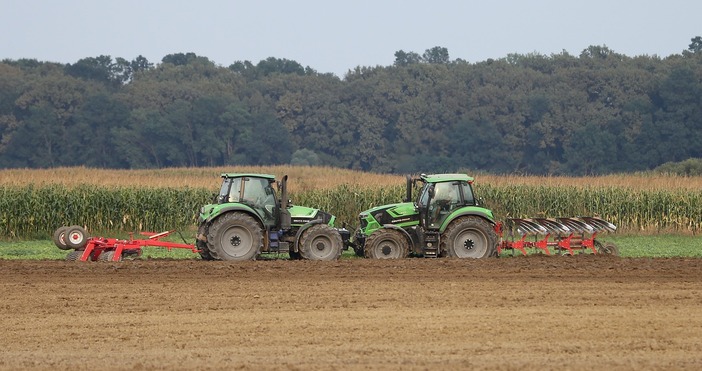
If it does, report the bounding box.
[459,182,475,205]
[226,178,242,202]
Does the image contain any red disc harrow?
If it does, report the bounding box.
[54,226,199,261]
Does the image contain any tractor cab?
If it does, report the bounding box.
[216,174,279,227]
[415,174,478,229]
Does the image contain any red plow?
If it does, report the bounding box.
[54,226,199,261]
[497,216,619,256]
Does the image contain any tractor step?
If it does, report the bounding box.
[423,231,440,258]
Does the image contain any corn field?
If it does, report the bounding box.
[0,185,211,239]
[2,182,701,239]
[475,184,702,233]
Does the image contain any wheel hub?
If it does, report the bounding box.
[315,242,326,251]
[463,239,475,250]
[230,235,241,246]
[381,245,392,255]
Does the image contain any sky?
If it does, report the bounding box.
[1,0,701,77]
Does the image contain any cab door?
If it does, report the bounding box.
[241,177,278,227]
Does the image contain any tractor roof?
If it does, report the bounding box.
[420,173,474,183]
[220,173,276,180]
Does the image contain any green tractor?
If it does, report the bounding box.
[196,173,349,261]
[353,173,498,259]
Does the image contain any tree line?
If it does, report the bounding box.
[1,39,702,175]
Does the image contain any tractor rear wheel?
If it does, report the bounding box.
[65,226,89,250]
[441,217,497,258]
[299,224,343,261]
[207,212,263,261]
[52,226,71,250]
[364,228,409,259]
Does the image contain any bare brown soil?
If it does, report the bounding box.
[1,256,701,370]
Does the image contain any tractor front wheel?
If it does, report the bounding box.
[364,228,409,259]
[441,217,497,258]
[207,213,263,261]
[299,224,343,261]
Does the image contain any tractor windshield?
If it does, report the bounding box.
[218,177,242,203]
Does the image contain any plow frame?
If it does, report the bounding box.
[76,230,200,262]
[496,217,616,256]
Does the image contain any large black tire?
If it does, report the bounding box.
[206,212,262,261]
[441,217,497,259]
[65,225,89,250]
[364,228,409,259]
[298,224,343,261]
[65,250,84,261]
[52,226,71,250]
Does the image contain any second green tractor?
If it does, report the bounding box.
[352,173,498,259]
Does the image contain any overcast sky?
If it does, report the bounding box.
[2,0,700,77]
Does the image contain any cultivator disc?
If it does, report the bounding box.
[499,217,618,256]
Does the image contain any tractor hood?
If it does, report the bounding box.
[358,202,420,234]
[289,205,335,226]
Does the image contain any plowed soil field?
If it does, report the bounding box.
[1,256,701,370]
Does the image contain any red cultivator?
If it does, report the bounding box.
[497,216,618,256]
[53,226,199,261]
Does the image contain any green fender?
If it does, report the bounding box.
[438,208,496,233]
[379,224,414,247]
[204,204,264,226]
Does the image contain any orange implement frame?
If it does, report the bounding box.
[76,230,200,261]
